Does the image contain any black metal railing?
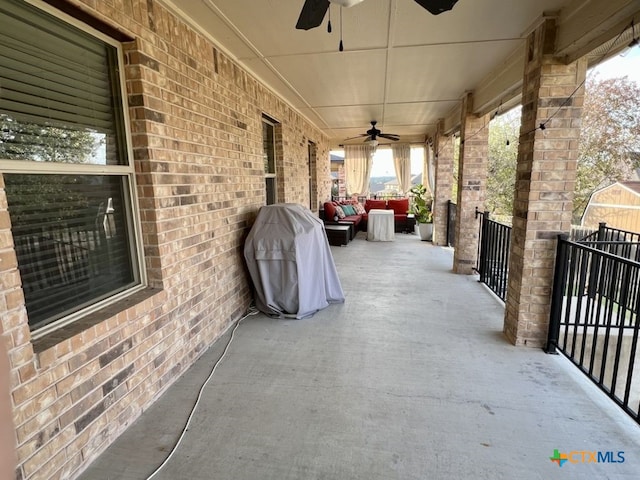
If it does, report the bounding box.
[584,223,640,263]
[331,193,413,203]
[331,195,368,203]
[475,210,511,302]
[547,235,640,423]
[446,200,456,247]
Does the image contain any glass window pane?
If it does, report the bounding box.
[0,0,126,165]
[265,177,276,205]
[0,115,114,165]
[4,174,138,330]
[262,121,275,174]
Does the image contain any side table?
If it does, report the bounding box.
[324,220,355,240]
[324,224,351,246]
[367,209,394,241]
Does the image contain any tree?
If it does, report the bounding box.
[484,76,640,224]
[0,115,106,224]
[574,76,640,221]
[0,114,102,163]
[487,108,520,222]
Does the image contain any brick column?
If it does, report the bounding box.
[504,18,586,346]
[432,120,454,246]
[453,94,489,274]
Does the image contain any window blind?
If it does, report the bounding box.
[0,0,117,136]
[1,0,141,332]
[5,173,136,330]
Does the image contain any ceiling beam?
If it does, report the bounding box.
[555,0,640,63]
[472,44,525,118]
[468,0,640,121]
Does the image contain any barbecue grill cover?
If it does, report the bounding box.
[244,204,345,318]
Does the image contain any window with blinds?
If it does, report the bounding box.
[0,0,125,165]
[262,117,277,205]
[0,0,142,333]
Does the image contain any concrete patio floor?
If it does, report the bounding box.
[78,231,640,480]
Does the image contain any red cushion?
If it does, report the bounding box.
[324,202,337,220]
[387,198,409,215]
[364,199,386,212]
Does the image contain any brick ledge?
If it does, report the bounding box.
[32,287,165,358]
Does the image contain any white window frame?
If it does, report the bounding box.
[263,116,277,205]
[0,0,147,339]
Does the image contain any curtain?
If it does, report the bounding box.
[392,143,411,195]
[344,145,375,196]
[425,144,435,195]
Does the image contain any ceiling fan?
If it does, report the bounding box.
[296,0,459,30]
[344,121,400,146]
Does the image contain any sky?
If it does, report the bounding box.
[369,147,424,177]
[336,45,640,178]
[589,47,640,82]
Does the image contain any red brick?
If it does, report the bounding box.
[3,1,331,477]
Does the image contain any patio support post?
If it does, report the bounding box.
[453,93,489,274]
[503,17,587,347]
[433,119,454,246]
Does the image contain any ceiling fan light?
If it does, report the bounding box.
[365,139,378,148]
[329,0,365,7]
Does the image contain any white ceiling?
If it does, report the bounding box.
[160,0,640,146]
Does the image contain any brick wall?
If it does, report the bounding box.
[453,94,489,274]
[1,1,331,479]
[503,18,586,347]
[433,120,454,246]
[0,269,16,479]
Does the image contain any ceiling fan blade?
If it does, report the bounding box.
[378,133,400,141]
[343,134,368,141]
[296,0,330,30]
[413,0,459,15]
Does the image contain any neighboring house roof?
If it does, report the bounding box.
[588,181,640,199]
[330,154,344,163]
[580,181,640,226]
[620,181,640,195]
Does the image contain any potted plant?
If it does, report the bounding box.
[409,184,433,241]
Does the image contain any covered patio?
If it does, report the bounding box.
[79,234,640,480]
[2,1,640,478]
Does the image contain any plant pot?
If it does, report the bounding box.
[415,222,433,241]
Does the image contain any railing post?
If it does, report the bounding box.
[476,210,489,282]
[546,234,569,354]
[598,222,607,241]
[587,222,607,299]
[474,207,481,275]
[447,200,456,247]
[446,200,452,247]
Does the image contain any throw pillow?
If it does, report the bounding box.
[353,202,366,215]
[334,205,346,219]
[342,204,355,216]
[324,202,337,220]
